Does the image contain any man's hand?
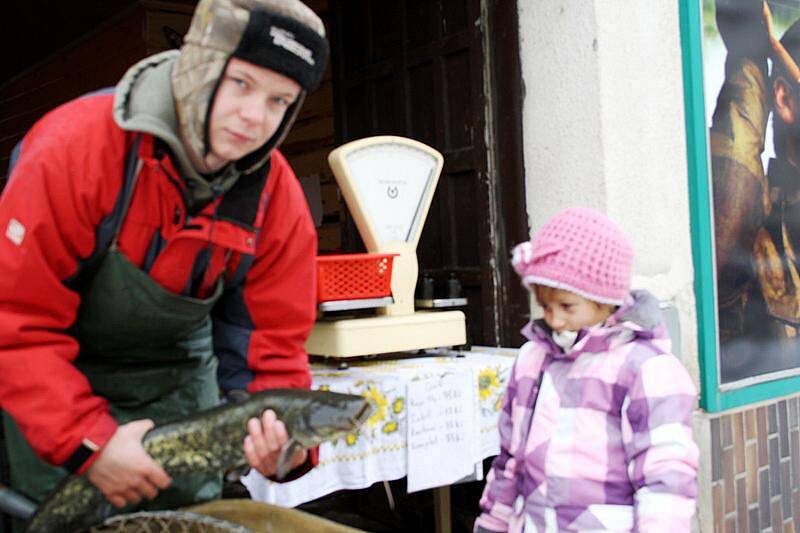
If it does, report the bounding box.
[85,419,172,508]
[243,409,307,478]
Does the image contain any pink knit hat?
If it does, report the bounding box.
[511,207,633,306]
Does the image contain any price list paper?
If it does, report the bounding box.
[406,371,476,492]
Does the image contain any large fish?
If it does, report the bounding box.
[25,389,372,533]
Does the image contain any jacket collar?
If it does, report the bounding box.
[520,289,669,360]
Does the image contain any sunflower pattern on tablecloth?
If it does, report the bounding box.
[477,365,505,416]
[315,379,405,446]
[250,352,517,509]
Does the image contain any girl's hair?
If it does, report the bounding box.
[531,283,616,311]
[532,284,560,305]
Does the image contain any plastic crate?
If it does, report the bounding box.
[316,253,396,302]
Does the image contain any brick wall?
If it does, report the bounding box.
[707,398,800,532]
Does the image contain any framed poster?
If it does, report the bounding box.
[682,0,800,410]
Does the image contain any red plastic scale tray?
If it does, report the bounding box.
[316,253,397,302]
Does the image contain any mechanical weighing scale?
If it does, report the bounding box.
[305,136,467,358]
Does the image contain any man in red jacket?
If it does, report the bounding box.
[0,0,326,513]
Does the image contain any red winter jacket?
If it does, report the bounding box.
[0,92,317,473]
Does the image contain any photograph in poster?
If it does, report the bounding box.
[705,0,800,384]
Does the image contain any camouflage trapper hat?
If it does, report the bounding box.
[172,0,329,173]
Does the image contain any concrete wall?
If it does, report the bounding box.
[516,0,699,383]
[516,1,715,530]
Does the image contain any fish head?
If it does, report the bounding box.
[289,391,373,447]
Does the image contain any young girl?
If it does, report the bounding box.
[475,207,698,533]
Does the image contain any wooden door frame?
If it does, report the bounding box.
[480,0,528,347]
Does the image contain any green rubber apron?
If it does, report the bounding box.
[4,147,225,516]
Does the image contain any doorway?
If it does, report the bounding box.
[329,0,528,347]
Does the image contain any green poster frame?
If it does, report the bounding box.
[679,0,800,411]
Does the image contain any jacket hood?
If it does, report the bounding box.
[113,51,238,212]
[521,289,671,360]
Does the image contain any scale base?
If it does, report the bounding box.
[305,311,466,358]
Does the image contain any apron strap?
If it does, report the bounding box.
[109,135,144,251]
[63,134,144,290]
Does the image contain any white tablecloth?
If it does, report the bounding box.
[242,347,516,507]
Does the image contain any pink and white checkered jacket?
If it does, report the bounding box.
[475,290,698,532]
